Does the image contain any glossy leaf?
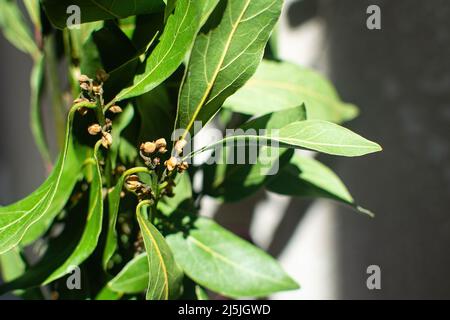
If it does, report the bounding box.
[41,0,165,29]
[0,247,25,283]
[204,106,306,202]
[224,60,358,123]
[277,120,382,156]
[176,0,283,137]
[137,204,183,300]
[0,0,39,58]
[43,142,104,284]
[167,217,299,298]
[108,253,148,294]
[189,120,382,159]
[0,104,94,254]
[116,0,205,101]
[267,155,373,216]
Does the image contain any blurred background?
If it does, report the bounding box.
[1,0,450,299]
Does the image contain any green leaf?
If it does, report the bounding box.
[136,86,175,144]
[277,120,382,156]
[189,120,382,159]
[224,60,359,123]
[167,217,299,298]
[116,0,205,101]
[23,0,41,28]
[137,203,183,300]
[176,0,283,137]
[29,55,51,168]
[81,23,140,101]
[108,253,148,294]
[0,247,26,283]
[41,0,165,29]
[43,141,104,284]
[0,103,95,254]
[204,106,306,202]
[267,155,374,216]
[195,285,209,300]
[95,285,122,300]
[0,0,39,58]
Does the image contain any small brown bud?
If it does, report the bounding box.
[103,118,112,132]
[92,85,103,96]
[155,138,168,154]
[125,175,141,191]
[178,161,189,172]
[109,105,123,114]
[78,74,90,83]
[140,142,156,154]
[96,69,109,83]
[155,138,167,149]
[88,124,102,135]
[174,139,187,155]
[164,156,178,171]
[80,82,91,91]
[101,132,113,149]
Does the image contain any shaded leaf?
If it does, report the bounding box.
[103,167,149,270]
[176,0,283,137]
[116,0,205,101]
[41,0,165,29]
[0,0,39,58]
[108,253,148,294]
[43,142,104,284]
[137,203,183,300]
[224,60,358,123]
[167,217,298,298]
[0,103,95,254]
[267,155,373,216]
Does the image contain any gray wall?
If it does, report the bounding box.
[320,0,450,299]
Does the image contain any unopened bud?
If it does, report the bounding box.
[80,82,90,91]
[140,142,156,154]
[174,139,187,155]
[78,74,90,83]
[164,156,178,171]
[92,85,103,96]
[101,132,113,149]
[109,105,122,114]
[155,138,168,154]
[125,175,141,191]
[178,161,189,172]
[88,124,102,135]
[96,69,109,83]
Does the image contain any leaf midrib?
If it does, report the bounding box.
[138,214,169,300]
[188,235,291,288]
[181,0,252,139]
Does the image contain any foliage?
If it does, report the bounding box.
[0,0,381,300]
